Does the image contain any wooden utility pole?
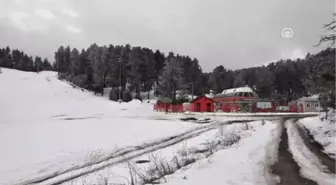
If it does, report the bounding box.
[189,83,194,101]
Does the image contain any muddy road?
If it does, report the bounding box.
[271,119,318,185]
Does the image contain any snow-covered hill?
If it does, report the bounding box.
[0,69,197,185]
[0,68,155,123]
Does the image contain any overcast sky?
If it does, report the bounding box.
[0,0,334,72]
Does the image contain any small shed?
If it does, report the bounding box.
[190,95,215,112]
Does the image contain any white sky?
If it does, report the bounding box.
[0,0,334,71]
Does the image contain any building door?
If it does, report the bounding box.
[206,103,212,112]
[241,103,249,112]
[196,103,201,112]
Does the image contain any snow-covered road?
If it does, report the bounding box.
[271,119,335,185]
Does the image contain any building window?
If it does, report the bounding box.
[307,103,310,108]
[316,103,319,107]
[257,102,272,109]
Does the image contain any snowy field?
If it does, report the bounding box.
[0,69,203,185]
[57,121,279,185]
[2,68,331,185]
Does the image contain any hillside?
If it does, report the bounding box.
[0,68,197,185]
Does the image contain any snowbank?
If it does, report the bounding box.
[158,121,279,185]
[184,112,319,117]
[299,111,336,157]
[286,121,335,185]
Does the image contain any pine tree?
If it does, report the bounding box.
[34,56,43,72]
[181,57,202,95]
[255,67,275,98]
[208,65,228,93]
[42,58,52,71]
[55,46,65,73]
[142,48,156,98]
[105,45,119,88]
[70,48,80,76]
[2,47,12,68]
[154,50,165,81]
[158,56,184,102]
[63,46,71,74]
[128,46,144,92]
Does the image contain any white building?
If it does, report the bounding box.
[291,95,321,112]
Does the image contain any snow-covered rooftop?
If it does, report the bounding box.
[308,94,319,99]
[297,95,320,102]
[221,86,254,95]
[205,94,215,98]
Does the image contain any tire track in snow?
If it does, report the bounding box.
[17,120,253,185]
[286,121,335,185]
[296,124,335,173]
[271,119,318,185]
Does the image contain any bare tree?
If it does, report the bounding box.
[315,13,336,48]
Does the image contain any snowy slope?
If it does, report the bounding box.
[0,69,156,123]
[0,69,199,185]
[299,111,336,157]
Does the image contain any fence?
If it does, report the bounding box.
[153,104,184,113]
[153,103,303,113]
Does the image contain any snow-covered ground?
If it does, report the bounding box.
[2,68,317,185]
[159,121,281,185]
[0,69,202,185]
[299,111,336,157]
[184,111,320,117]
[286,120,335,185]
[60,120,280,185]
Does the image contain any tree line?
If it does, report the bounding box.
[0,47,53,72]
[51,42,335,106]
[53,43,204,101]
[0,44,334,107]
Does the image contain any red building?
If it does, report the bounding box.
[213,86,258,112]
[190,96,215,112]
